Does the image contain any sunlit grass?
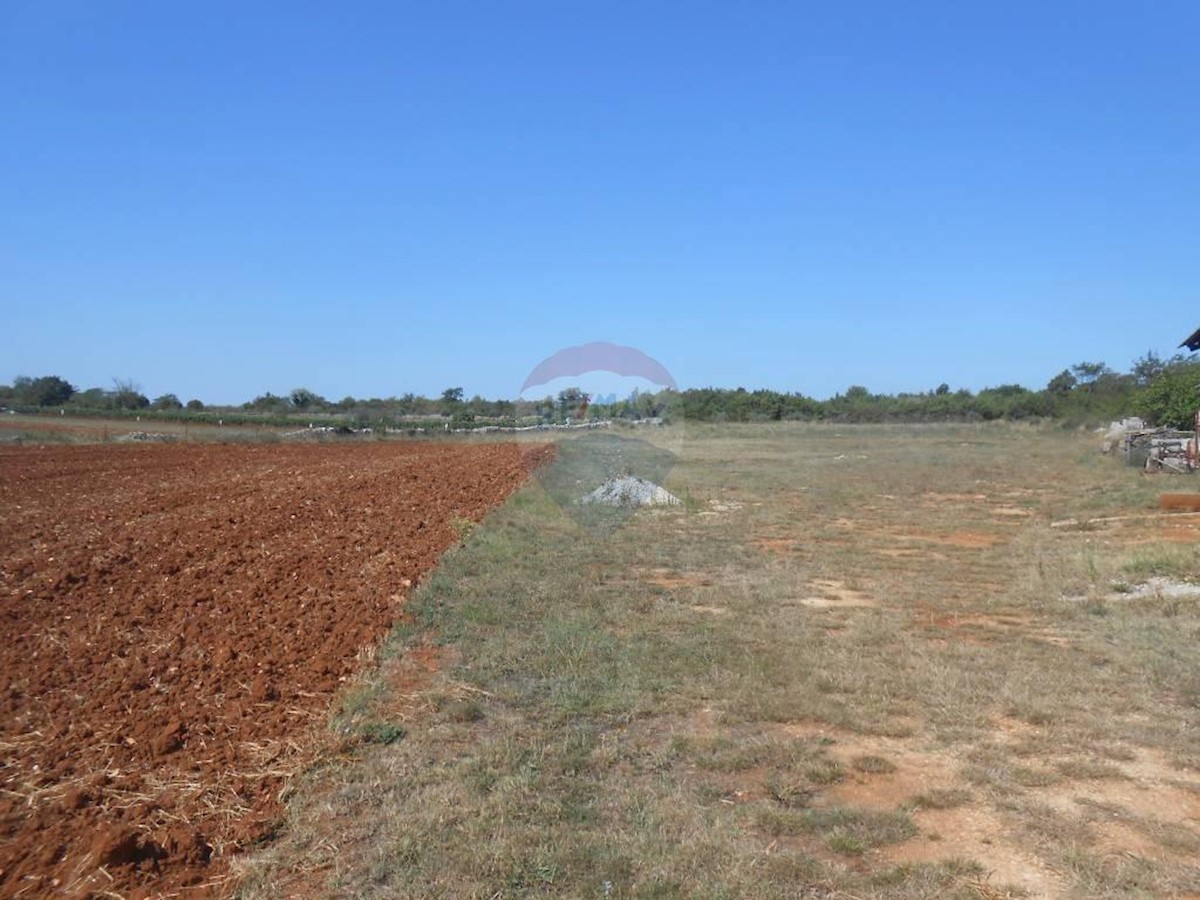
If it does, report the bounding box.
[237,422,1200,898]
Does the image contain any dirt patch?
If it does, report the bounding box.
[1040,754,1200,829]
[1119,746,1199,784]
[642,569,714,590]
[794,579,878,609]
[887,805,1066,897]
[917,610,1073,648]
[922,492,989,504]
[1031,756,1200,867]
[780,721,1067,896]
[697,499,744,517]
[1052,513,1200,544]
[751,537,797,554]
[825,738,954,809]
[374,642,464,723]
[921,611,1033,631]
[990,505,1034,518]
[1160,520,1200,542]
[0,440,551,898]
[1092,818,1175,860]
[1160,493,1200,512]
[892,530,1004,549]
[876,547,948,561]
[781,719,904,743]
[776,724,956,811]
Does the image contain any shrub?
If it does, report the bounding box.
[1139,359,1200,428]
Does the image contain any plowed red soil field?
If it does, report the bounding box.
[0,440,552,898]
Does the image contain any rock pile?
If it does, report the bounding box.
[581,475,681,507]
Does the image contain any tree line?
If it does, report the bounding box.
[654,353,1199,429]
[2,351,1198,429]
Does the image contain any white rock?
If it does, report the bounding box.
[580,475,681,507]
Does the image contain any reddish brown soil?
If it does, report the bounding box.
[1160,492,1200,511]
[0,440,551,898]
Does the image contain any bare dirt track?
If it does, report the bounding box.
[0,440,552,898]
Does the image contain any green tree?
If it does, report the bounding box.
[1139,359,1200,428]
[244,392,288,412]
[10,375,75,406]
[112,378,149,410]
[1046,370,1076,396]
[556,387,589,420]
[440,387,464,414]
[73,387,110,409]
[26,375,76,406]
[153,393,183,410]
[1070,361,1112,390]
[289,387,325,410]
[1131,350,1167,386]
[395,392,418,415]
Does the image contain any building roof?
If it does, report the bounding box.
[1182,328,1200,352]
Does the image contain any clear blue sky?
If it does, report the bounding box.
[3,1,1198,404]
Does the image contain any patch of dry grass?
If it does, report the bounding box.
[235,422,1200,898]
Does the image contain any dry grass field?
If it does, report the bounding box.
[231,422,1200,899]
[0,412,288,444]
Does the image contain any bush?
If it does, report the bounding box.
[113,389,149,410]
[1139,359,1200,428]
